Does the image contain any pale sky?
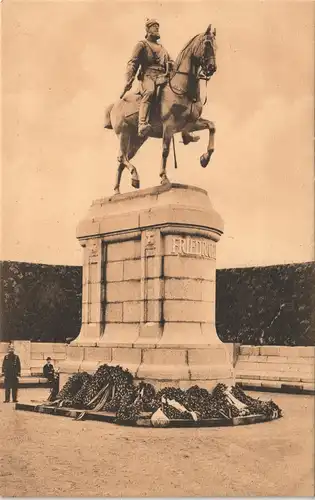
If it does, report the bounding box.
[1,0,314,268]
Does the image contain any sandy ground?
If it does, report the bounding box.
[0,387,314,497]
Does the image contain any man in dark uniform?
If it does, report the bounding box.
[120,19,172,138]
[1,344,21,403]
[43,357,55,382]
[43,357,59,401]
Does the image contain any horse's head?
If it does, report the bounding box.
[196,25,217,78]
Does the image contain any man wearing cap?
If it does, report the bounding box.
[120,19,172,138]
[43,357,55,382]
[43,357,60,401]
[1,344,21,403]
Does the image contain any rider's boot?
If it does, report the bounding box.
[138,102,152,138]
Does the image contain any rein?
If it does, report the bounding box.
[168,34,213,104]
[168,69,211,106]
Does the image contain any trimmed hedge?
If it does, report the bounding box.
[216,262,315,346]
[0,261,82,342]
[1,260,314,345]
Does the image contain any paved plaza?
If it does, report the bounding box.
[0,388,313,497]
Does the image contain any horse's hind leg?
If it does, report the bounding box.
[127,133,147,162]
[117,129,139,189]
[118,129,146,190]
[159,124,173,185]
[114,163,125,194]
[115,133,145,193]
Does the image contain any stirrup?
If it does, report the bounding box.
[138,124,152,138]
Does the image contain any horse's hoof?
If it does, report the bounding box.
[160,177,170,186]
[132,178,140,189]
[114,188,120,195]
[200,153,210,168]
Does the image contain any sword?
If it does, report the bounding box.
[172,135,178,169]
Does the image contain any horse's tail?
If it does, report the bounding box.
[104,103,114,129]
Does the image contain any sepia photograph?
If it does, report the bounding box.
[0,0,314,497]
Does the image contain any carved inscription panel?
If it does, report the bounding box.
[170,236,216,259]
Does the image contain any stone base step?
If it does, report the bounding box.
[236,379,315,394]
[237,354,314,365]
[237,362,314,374]
[239,346,315,357]
[29,359,63,372]
[0,376,50,388]
[59,343,235,391]
[236,368,314,383]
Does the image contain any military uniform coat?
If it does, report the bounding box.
[43,363,55,382]
[125,39,171,86]
[2,353,21,380]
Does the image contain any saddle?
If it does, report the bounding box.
[122,75,168,119]
[155,60,173,87]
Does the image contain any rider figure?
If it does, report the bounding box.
[120,19,172,138]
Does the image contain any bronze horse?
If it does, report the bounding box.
[104,25,217,194]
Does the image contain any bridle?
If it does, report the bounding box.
[168,33,216,102]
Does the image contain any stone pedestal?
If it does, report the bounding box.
[59,183,234,389]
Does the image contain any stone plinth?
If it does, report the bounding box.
[59,183,234,389]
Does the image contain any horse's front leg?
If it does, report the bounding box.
[183,118,215,168]
[160,126,172,185]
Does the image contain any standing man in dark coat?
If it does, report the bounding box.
[1,344,21,403]
[43,357,59,401]
[43,357,55,382]
[120,19,172,138]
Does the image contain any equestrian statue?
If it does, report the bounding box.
[104,19,217,194]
